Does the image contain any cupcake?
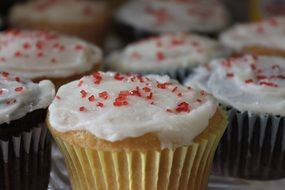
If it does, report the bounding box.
[9,0,110,45]
[0,29,102,88]
[106,33,226,82]
[47,71,227,190]
[220,17,285,57]
[0,71,55,190]
[185,54,285,180]
[115,0,229,41]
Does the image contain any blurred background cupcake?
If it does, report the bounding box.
[0,71,55,190]
[114,0,229,42]
[47,71,227,190]
[9,0,111,46]
[220,16,285,57]
[185,54,285,180]
[106,33,227,82]
[0,29,102,88]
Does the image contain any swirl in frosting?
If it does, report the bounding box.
[186,55,285,116]
[0,30,102,79]
[107,33,225,72]
[48,72,218,148]
[0,71,55,124]
[115,0,229,33]
[220,17,285,51]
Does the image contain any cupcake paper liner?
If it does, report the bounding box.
[52,111,227,190]
[0,114,52,190]
[213,106,285,180]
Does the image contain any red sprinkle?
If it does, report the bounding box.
[15,87,23,92]
[226,72,234,78]
[96,102,104,107]
[131,52,142,59]
[245,79,254,84]
[147,92,153,99]
[172,86,178,92]
[99,91,109,100]
[14,51,22,58]
[143,87,151,92]
[55,96,61,100]
[88,95,95,102]
[259,82,278,87]
[23,42,31,49]
[77,80,84,87]
[156,51,165,61]
[114,73,124,80]
[80,90,88,98]
[250,64,256,70]
[75,44,84,51]
[1,72,9,78]
[79,106,88,112]
[6,99,17,105]
[92,72,102,85]
[157,82,170,89]
[176,102,190,113]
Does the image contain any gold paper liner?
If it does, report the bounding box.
[51,110,227,190]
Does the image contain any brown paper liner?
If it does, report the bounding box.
[242,45,285,58]
[9,12,111,46]
[51,109,227,190]
[0,109,51,190]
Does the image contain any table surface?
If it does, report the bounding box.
[48,143,285,190]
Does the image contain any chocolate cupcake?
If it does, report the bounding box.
[115,0,229,42]
[185,54,285,180]
[9,0,111,46]
[47,71,227,190]
[0,29,102,88]
[220,17,285,58]
[0,71,55,189]
[106,33,226,82]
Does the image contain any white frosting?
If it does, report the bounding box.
[0,30,102,79]
[10,0,108,24]
[185,55,285,116]
[0,71,55,124]
[115,0,229,33]
[48,72,218,148]
[107,33,226,72]
[220,17,285,51]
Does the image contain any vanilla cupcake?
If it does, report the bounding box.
[9,0,110,45]
[185,55,285,180]
[115,0,229,41]
[47,72,227,190]
[0,30,102,88]
[220,17,285,57]
[106,33,226,82]
[0,71,55,190]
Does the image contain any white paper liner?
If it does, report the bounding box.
[213,106,285,180]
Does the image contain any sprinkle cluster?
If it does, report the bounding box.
[223,55,285,88]
[0,71,26,106]
[0,30,86,66]
[55,72,207,114]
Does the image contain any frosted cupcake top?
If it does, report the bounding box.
[0,30,102,79]
[115,0,229,33]
[107,33,225,72]
[220,17,285,51]
[10,0,108,23]
[185,55,285,116]
[48,72,218,148]
[0,71,55,125]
